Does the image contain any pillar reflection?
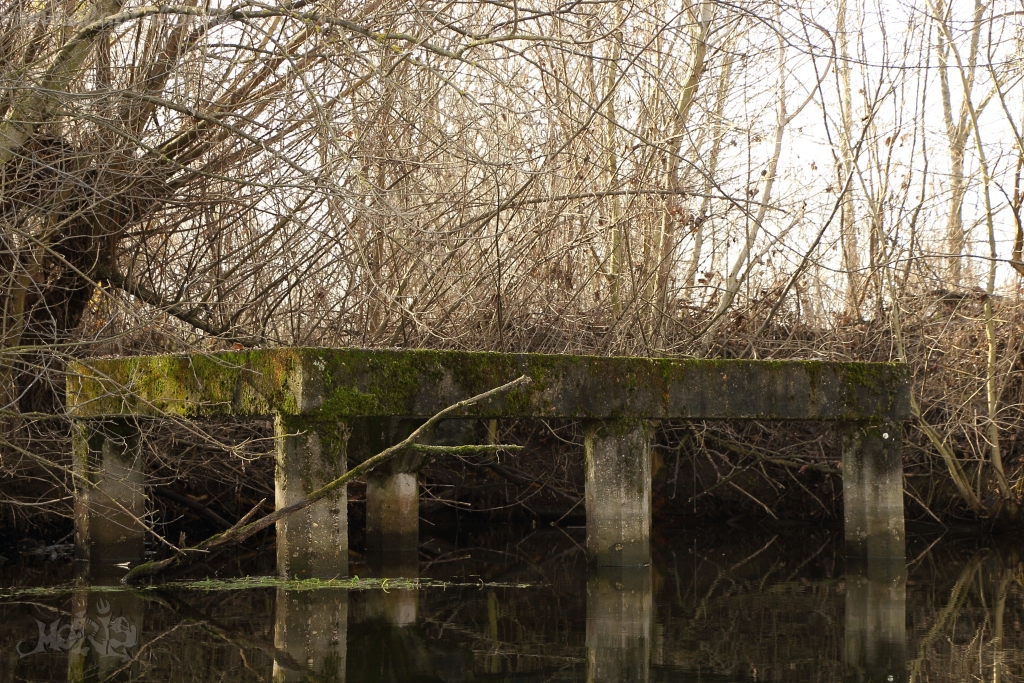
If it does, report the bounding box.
[349,588,444,682]
[364,536,419,629]
[845,559,907,683]
[67,564,144,683]
[273,588,348,683]
[586,565,652,683]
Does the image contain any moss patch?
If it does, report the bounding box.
[0,575,534,599]
[68,349,910,422]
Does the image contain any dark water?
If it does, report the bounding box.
[2,527,1022,682]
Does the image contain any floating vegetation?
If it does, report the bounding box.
[0,575,534,600]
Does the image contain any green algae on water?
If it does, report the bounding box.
[0,575,534,600]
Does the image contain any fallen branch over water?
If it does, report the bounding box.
[152,486,233,530]
[123,375,531,583]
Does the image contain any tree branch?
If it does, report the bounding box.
[123,374,531,583]
[103,268,265,347]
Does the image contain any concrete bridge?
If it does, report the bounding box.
[67,348,911,577]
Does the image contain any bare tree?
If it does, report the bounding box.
[4,0,1024,528]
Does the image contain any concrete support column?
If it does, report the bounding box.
[72,419,146,566]
[360,423,424,619]
[841,422,905,560]
[351,417,423,572]
[273,589,348,683]
[366,472,419,576]
[275,416,348,579]
[584,420,652,567]
[348,598,437,681]
[586,566,652,683]
[844,559,907,683]
[361,418,472,574]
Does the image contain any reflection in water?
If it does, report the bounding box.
[364,543,419,629]
[586,566,651,683]
[350,541,442,682]
[66,590,144,682]
[362,583,418,629]
[67,563,144,683]
[273,588,347,683]
[347,599,440,682]
[6,533,1024,681]
[844,560,907,683]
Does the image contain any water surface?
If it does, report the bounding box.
[2,527,1021,682]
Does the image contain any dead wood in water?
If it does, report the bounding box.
[122,375,531,583]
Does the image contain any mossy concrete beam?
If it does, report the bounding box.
[68,349,910,422]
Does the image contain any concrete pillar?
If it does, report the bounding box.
[350,417,421,571]
[72,420,146,566]
[844,559,907,683]
[273,588,348,683]
[364,450,419,626]
[586,566,652,683]
[365,475,420,628]
[68,564,145,683]
[361,418,471,573]
[366,472,419,574]
[584,420,652,567]
[275,416,349,579]
[841,422,905,560]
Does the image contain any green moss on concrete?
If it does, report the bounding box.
[313,348,439,417]
[311,348,567,418]
[68,350,304,418]
[318,386,379,419]
[839,361,890,388]
[834,361,906,421]
[68,349,910,422]
[276,415,349,495]
[586,417,650,439]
